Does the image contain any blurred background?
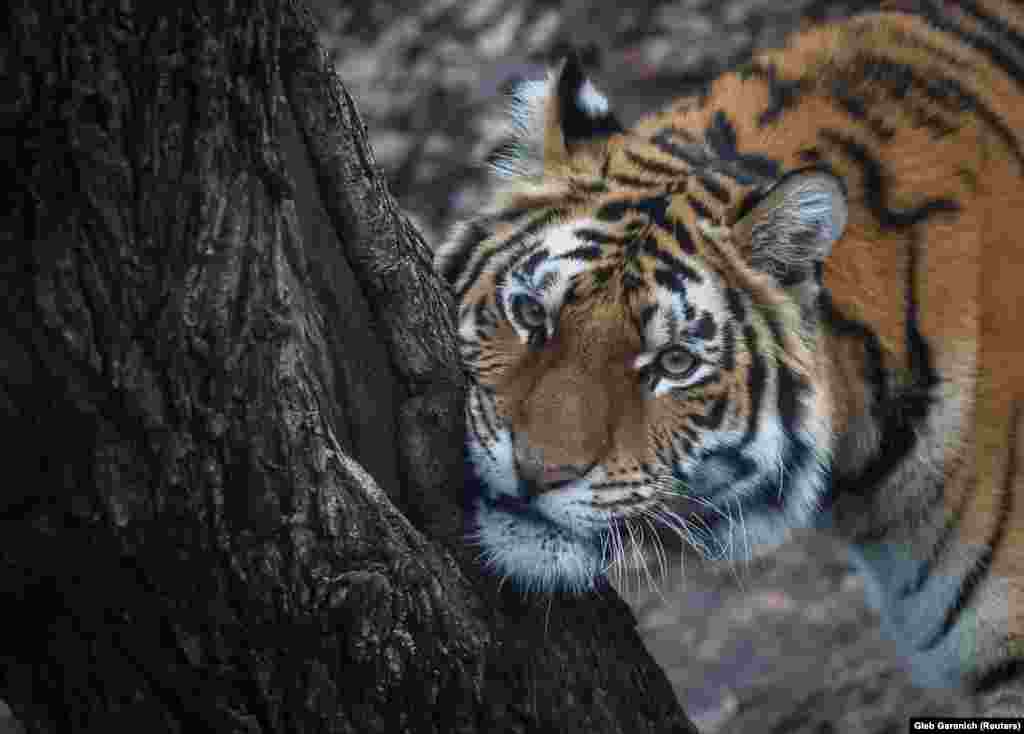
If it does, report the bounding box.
[308,0,979,732]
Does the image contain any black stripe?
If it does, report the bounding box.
[466,389,499,461]
[827,227,940,506]
[664,303,681,342]
[472,298,496,331]
[705,110,738,159]
[654,268,686,294]
[739,326,767,448]
[764,315,809,437]
[456,210,561,299]
[725,287,747,324]
[441,222,490,287]
[641,235,703,283]
[733,187,767,223]
[609,174,663,189]
[721,322,735,371]
[651,125,770,184]
[775,362,805,438]
[622,271,644,295]
[624,149,689,178]
[595,195,672,229]
[903,228,941,396]
[828,78,895,141]
[749,63,807,128]
[853,55,1024,169]
[674,220,697,255]
[666,426,688,473]
[458,343,481,362]
[797,147,822,164]
[573,228,630,245]
[959,0,1024,55]
[703,109,785,181]
[491,225,564,299]
[886,24,976,70]
[520,248,549,278]
[688,195,713,221]
[557,245,603,262]
[464,413,490,458]
[919,401,1020,651]
[819,291,890,495]
[690,395,728,430]
[919,0,1024,93]
[819,130,960,228]
[563,280,580,305]
[640,304,657,332]
[648,132,712,170]
[697,173,730,204]
[694,311,717,341]
[590,266,616,288]
[473,387,502,445]
[589,479,649,494]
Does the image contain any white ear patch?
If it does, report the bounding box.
[576,78,609,116]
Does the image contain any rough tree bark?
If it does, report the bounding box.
[0,1,697,732]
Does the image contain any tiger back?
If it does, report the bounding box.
[435,0,1024,712]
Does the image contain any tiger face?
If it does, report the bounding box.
[436,54,846,593]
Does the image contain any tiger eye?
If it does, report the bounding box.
[656,347,697,378]
[512,294,546,329]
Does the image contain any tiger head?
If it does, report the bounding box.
[435,55,847,593]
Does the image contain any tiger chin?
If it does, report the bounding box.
[435,1,1024,713]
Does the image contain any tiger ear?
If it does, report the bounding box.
[488,51,623,180]
[732,169,848,289]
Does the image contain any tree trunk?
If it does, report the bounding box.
[0,1,696,732]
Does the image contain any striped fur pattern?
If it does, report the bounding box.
[435,1,1024,710]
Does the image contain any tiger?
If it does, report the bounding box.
[433,0,1024,713]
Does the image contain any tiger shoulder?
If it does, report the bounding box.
[435,0,1024,714]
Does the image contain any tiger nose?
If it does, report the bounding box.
[514,443,596,496]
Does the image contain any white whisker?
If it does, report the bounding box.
[639,512,670,602]
[623,517,640,595]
